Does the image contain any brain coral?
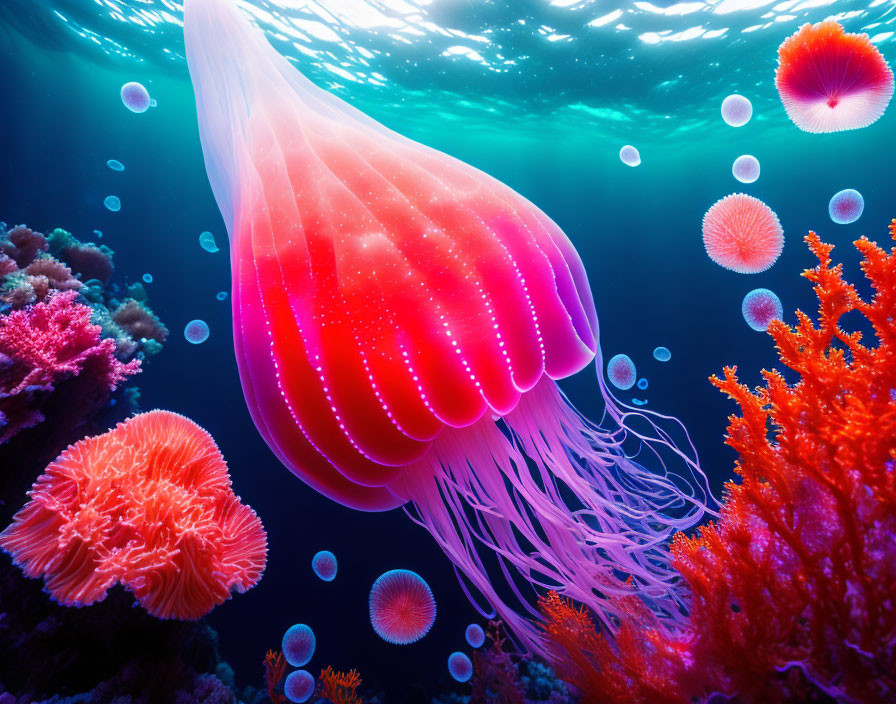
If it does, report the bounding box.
[0,410,268,619]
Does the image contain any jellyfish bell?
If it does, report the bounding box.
[184,0,712,654]
[776,21,894,133]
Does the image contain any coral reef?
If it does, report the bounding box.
[0,411,268,620]
[0,553,266,704]
[0,291,139,444]
[317,667,364,704]
[538,222,896,703]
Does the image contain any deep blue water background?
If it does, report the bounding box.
[1,10,895,699]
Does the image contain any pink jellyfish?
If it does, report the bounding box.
[183,0,712,654]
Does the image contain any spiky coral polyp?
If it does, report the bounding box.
[540,222,896,703]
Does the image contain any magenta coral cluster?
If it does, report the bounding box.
[0,290,139,443]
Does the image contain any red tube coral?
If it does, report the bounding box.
[540,221,896,703]
[0,410,268,619]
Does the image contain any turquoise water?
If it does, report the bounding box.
[1,1,896,701]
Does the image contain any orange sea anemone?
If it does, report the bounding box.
[0,410,267,619]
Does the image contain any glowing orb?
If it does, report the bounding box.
[619,145,641,167]
[465,624,485,648]
[742,288,783,332]
[829,189,864,224]
[284,670,315,703]
[282,624,316,667]
[311,550,338,581]
[199,231,219,253]
[607,354,636,391]
[104,196,121,212]
[107,159,125,171]
[721,94,752,127]
[702,194,783,274]
[653,346,671,362]
[448,652,473,683]
[184,319,210,344]
[121,82,151,113]
[732,155,760,184]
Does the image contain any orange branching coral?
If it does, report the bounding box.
[540,223,896,704]
[264,650,288,704]
[317,666,364,704]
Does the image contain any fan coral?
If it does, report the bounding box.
[0,410,268,619]
[539,221,896,703]
[0,291,139,443]
[317,666,364,704]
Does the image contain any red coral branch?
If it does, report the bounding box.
[265,650,288,704]
[317,666,364,704]
[540,221,896,703]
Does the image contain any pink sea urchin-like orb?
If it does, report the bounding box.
[721,94,752,127]
[742,288,783,331]
[776,21,894,133]
[120,82,151,113]
[732,155,760,184]
[702,194,784,274]
[619,145,641,167]
[829,188,864,224]
[369,569,436,645]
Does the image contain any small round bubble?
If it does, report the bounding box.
[120,82,151,113]
[216,291,228,301]
[829,189,864,224]
[150,98,158,108]
[732,155,760,183]
[721,94,752,127]
[742,288,783,331]
[142,273,153,284]
[311,550,338,581]
[104,196,121,212]
[284,670,315,703]
[184,319,210,344]
[199,231,219,253]
[448,652,473,683]
[607,354,636,391]
[619,145,641,167]
[465,624,485,648]
[653,346,671,362]
[282,624,316,667]
[106,159,125,172]
[637,378,648,390]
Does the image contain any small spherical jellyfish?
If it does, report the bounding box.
[702,194,783,274]
[199,231,219,253]
[184,319,210,344]
[142,273,153,284]
[106,159,125,172]
[369,569,436,645]
[120,82,151,113]
[721,94,752,127]
[637,378,648,390]
[284,670,315,704]
[448,652,473,683]
[653,346,671,362]
[776,21,894,133]
[465,624,485,648]
[619,145,641,167]
[217,291,229,301]
[311,550,337,581]
[104,196,121,212]
[282,624,316,667]
[150,98,158,108]
[828,189,864,224]
[742,288,783,332]
[606,354,636,391]
[732,155,760,184]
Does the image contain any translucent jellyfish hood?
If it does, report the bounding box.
[185,0,710,652]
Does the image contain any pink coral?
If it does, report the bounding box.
[0,410,268,619]
[0,291,139,443]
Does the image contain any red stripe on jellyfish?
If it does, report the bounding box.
[776,21,894,133]
[183,0,714,655]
